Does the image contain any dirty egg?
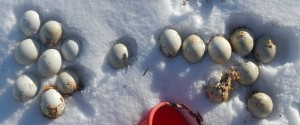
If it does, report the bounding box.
[61,39,80,62]
[254,37,276,63]
[158,29,182,57]
[205,67,239,103]
[15,39,40,65]
[208,36,232,64]
[37,49,62,77]
[12,74,38,102]
[39,20,62,46]
[247,92,273,118]
[108,43,129,69]
[182,34,205,63]
[230,28,254,56]
[56,70,79,95]
[236,61,259,86]
[40,88,65,118]
[19,10,40,36]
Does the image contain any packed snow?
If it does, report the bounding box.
[0,0,300,125]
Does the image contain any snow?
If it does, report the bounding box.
[0,0,300,125]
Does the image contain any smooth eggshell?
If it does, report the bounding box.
[230,28,254,56]
[56,70,79,95]
[19,10,40,36]
[37,49,62,77]
[254,37,276,63]
[236,61,259,86]
[158,29,182,57]
[12,74,38,102]
[61,39,80,62]
[40,89,65,118]
[247,92,273,118]
[182,35,205,63]
[208,36,232,64]
[39,20,62,46]
[108,43,129,69]
[15,39,40,65]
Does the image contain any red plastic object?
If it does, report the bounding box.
[139,102,189,125]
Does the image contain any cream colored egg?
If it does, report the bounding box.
[236,61,259,86]
[19,10,40,36]
[15,39,40,65]
[230,28,254,56]
[158,29,182,57]
[61,39,80,62]
[37,49,62,77]
[108,43,129,69]
[39,20,62,46]
[182,35,205,63]
[208,36,232,64]
[40,89,65,118]
[56,70,79,95]
[12,74,38,102]
[247,92,273,118]
[254,37,276,63]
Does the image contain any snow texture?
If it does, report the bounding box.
[0,0,300,125]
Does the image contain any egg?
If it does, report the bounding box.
[208,36,232,64]
[230,28,254,56]
[39,20,62,46]
[56,70,79,95]
[15,39,40,65]
[247,92,273,118]
[182,34,205,63]
[12,74,38,102]
[254,37,276,63]
[37,49,62,77]
[108,43,129,69]
[61,39,80,62]
[158,29,182,57]
[40,88,65,118]
[19,10,40,36]
[236,61,259,86]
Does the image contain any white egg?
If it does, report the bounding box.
[230,28,254,56]
[56,70,79,95]
[19,10,40,36]
[254,37,276,63]
[108,43,129,68]
[39,20,62,46]
[247,92,273,118]
[37,49,62,77]
[208,36,232,64]
[61,39,80,62]
[236,61,259,86]
[15,39,40,65]
[158,29,182,57]
[40,89,65,118]
[182,34,205,63]
[12,74,38,102]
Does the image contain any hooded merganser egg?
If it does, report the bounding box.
[236,61,259,86]
[37,49,62,77]
[108,43,129,69]
[230,28,254,56]
[158,29,182,57]
[182,34,205,63]
[12,74,38,102]
[19,10,40,36]
[208,36,232,64]
[254,37,276,63]
[247,92,273,118]
[56,70,79,95]
[61,39,80,62]
[15,39,40,65]
[40,89,65,118]
[39,20,62,46]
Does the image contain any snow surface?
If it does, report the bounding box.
[0,0,300,125]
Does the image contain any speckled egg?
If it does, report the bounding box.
[39,20,62,46]
[247,92,273,118]
[19,10,40,36]
[15,39,40,65]
[254,37,276,63]
[12,74,38,102]
[208,36,232,64]
[182,34,205,63]
[230,28,254,56]
[56,70,79,95]
[37,49,62,77]
[40,88,65,118]
[158,29,182,57]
